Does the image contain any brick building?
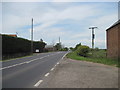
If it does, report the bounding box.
[106,19,120,59]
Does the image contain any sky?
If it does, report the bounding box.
[0,1,119,49]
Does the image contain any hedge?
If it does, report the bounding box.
[2,35,46,54]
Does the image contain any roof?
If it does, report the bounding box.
[6,34,17,37]
[106,19,120,31]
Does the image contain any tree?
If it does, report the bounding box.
[74,43,81,50]
[54,43,62,50]
[40,38,43,42]
[69,47,74,51]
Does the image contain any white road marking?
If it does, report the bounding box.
[33,52,68,87]
[57,62,59,65]
[54,65,57,67]
[61,52,69,59]
[45,73,50,77]
[34,80,43,87]
[1,52,66,71]
[51,68,54,71]
[0,53,58,70]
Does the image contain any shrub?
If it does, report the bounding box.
[76,45,90,57]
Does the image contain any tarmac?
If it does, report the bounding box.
[39,58,118,88]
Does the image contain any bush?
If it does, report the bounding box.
[76,45,90,57]
[74,43,81,51]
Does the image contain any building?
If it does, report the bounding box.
[45,45,56,52]
[106,19,120,59]
[7,34,17,37]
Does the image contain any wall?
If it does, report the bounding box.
[107,24,119,59]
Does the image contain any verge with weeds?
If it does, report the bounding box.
[67,51,119,67]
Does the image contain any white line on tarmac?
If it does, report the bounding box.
[34,80,43,87]
[45,73,50,77]
[54,65,57,67]
[0,53,60,70]
[33,52,68,87]
[0,52,63,70]
[51,68,54,71]
[57,62,59,65]
[61,52,69,60]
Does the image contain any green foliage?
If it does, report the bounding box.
[60,47,68,51]
[67,52,119,67]
[33,41,46,53]
[76,45,90,57]
[74,43,81,51]
[69,47,74,51]
[54,43,62,51]
[89,49,106,58]
[2,35,46,54]
[94,47,99,51]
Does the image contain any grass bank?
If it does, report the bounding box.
[67,51,119,67]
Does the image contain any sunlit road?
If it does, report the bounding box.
[2,51,67,88]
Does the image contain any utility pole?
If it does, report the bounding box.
[59,36,60,44]
[89,27,97,49]
[31,18,33,54]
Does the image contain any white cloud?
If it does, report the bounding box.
[2,0,119,2]
[1,2,118,49]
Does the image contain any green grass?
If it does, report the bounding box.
[67,51,119,67]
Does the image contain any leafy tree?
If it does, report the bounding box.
[69,47,74,51]
[54,43,62,50]
[60,47,68,51]
[74,43,81,50]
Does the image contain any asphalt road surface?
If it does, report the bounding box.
[1,51,67,88]
[39,58,118,88]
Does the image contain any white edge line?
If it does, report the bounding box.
[61,52,69,60]
[0,53,53,70]
[34,80,43,87]
[45,73,50,77]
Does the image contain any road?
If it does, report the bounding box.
[39,58,118,88]
[1,51,67,88]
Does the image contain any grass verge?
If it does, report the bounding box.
[66,51,119,67]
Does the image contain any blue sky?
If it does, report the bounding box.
[0,1,118,48]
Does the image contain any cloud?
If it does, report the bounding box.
[2,0,119,2]
[1,2,118,49]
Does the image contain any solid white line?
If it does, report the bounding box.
[61,52,69,60]
[45,73,50,77]
[0,54,52,70]
[0,52,64,70]
[51,68,54,71]
[34,80,43,87]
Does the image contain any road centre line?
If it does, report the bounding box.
[1,53,61,70]
[34,80,43,87]
[45,73,50,77]
[33,52,68,87]
[57,62,59,65]
[51,68,54,71]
